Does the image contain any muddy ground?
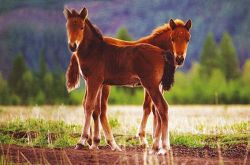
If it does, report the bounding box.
[0,144,249,165]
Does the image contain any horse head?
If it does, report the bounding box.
[169,19,192,66]
[63,7,88,52]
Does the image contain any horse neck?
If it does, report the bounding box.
[78,21,102,58]
[83,19,103,46]
[83,22,97,44]
[136,29,173,52]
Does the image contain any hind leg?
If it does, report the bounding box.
[140,87,163,152]
[137,90,152,147]
[99,85,121,151]
[153,93,170,155]
[150,89,169,155]
[156,86,170,154]
[141,81,169,154]
[152,105,159,139]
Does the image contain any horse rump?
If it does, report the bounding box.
[66,54,80,92]
[161,51,176,91]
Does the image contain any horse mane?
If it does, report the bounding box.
[85,18,103,41]
[161,51,176,91]
[151,19,185,37]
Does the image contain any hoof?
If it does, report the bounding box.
[148,149,158,155]
[89,144,99,150]
[111,144,122,151]
[87,138,92,146]
[140,142,149,148]
[139,136,149,148]
[75,143,84,150]
[157,148,168,155]
[149,144,160,155]
[108,140,122,151]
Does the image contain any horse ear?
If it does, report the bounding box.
[169,19,176,30]
[185,19,192,30]
[63,8,72,19]
[79,7,88,19]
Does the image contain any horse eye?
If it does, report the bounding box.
[81,27,84,30]
[171,38,174,42]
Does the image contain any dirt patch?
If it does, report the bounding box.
[0,144,249,165]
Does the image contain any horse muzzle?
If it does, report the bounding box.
[68,43,77,52]
[175,55,184,66]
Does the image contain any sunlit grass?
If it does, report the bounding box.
[0,155,15,165]
[0,118,248,149]
[0,105,249,149]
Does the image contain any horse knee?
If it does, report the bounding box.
[152,106,157,115]
[85,102,95,114]
[158,102,169,122]
[101,101,107,112]
[92,110,100,120]
[143,95,152,114]
[151,96,168,120]
[143,101,151,114]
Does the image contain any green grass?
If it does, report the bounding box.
[0,109,3,113]
[0,155,14,165]
[0,119,249,149]
[108,117,121,129]
[0,119,81,148]
[170,133,249,148]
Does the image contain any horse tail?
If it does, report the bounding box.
[161,51,176,91]
[66,54,81,92]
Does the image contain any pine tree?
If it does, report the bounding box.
[219,32,240,80]
[0,73,10,105]
[8,54,27,95]
[21,70,35,104]
[38,51,47,91]
[7,54,37,104]
[43,72,54,104]
[199,32,220,77]
[116,27,132,41]
[240,59,250,103]
[242,59,250,84]
[39,52,47,79]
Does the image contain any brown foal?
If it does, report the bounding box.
[66,12,192,147]
[64,7,180,154]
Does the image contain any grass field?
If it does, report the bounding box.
[0,105,249,164]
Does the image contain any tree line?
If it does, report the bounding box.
[0,29,249,105]
[0,53,76,105]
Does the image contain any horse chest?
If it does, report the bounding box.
[80,67,89,79]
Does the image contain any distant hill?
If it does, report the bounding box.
[0,0,249,77]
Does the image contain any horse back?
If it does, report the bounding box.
[104,37,136,46]
[103,43,165,84]
[132,44,166,80]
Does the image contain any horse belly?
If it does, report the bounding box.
[103,75,141,87]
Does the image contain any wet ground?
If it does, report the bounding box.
[1,144,248,165]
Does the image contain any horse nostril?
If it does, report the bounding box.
[68,43,77,52]
[176,56,184,65]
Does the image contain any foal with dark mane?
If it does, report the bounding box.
[64,7,176,154]
[66,10,192,147]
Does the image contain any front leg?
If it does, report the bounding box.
[89,88,102,150]
[137,90,152,147]
[75,78,102,149]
